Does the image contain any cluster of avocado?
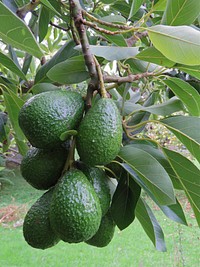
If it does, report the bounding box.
[18,89,122,250]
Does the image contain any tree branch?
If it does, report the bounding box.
[16,0,40,20]
[70,0,100,108]
[103,72,155,85]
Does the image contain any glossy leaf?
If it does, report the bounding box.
[148,25,200,66]
[119,145,176,205]
[122,96,184,116]
[34,40,79,84]
[163,78,200,116]
[3,91,28,155]
[111,171,141,230]
[176,65,200,80]
[75,45,138,61]
[136,198,166,252]
[152,0,167,11]
[129,0,143,19]
[0,112,7,143]
[47,55,90,84]
[162,0,200,26]
[136,46,175,68]
[40,0,61,17]
[161,116,200,162]
[38,6,53,43]
[0,51,26,80]
[0,2,43,59]
[162,148,200,227]
[122,162,187,225]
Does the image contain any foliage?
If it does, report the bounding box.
[0,0,199,252]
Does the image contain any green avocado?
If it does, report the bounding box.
[76,98,122,166]
[18,90,84,149]
[20,147,68,190]
[85,210,116,248]
[79,163,111,216]
[23,188,60,249]
[49,169,102,243]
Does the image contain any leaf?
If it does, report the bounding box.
[101,15,126,24]
[176,64,200,80]
[162,0,200,26]
[126,141,181,189]
[0,112,7,143]
[136,46,175,68]
[136,198,166,252]
[162,148,200,227]
[40,0,62,17]
[122,96,184,116]
[122,160,187,225]
[129,0,143,19]
[75,45,138,61]
[0,51,27,80]
[31,83,58,95]
[152,0,167,11]
[47,55,90,84]
[34,40,79,84]
[0,2,43,59]
[163,77,200,116]
[38,6,53,43]
[111,171,141,230]
[148,25,200,66]
[161,116,200,162]
[119,145,176,205]
[102,34,127,47]
[3,91,28,155]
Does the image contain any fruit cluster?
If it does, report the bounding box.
[19,89,122,249]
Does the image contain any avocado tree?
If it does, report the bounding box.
[0,0,200,251]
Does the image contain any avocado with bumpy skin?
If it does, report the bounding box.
[23,188,60,249]
[18,90,84,149]
[49,169,102,243]
[85,210,116,248]
[76,98,122,166]
[79,163,111,216]
[20,147,68,190]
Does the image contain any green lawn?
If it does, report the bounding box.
[0,169,199,267]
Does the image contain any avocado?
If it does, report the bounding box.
[20,147,68,190]
[76,98,122,166]
[49,169,102,243]
[18,90,84,149]
[79,163,111,216]
[23,188,60,249]
[85,210,116,247]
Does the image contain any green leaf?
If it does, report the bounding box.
[38,6,53,43]
[40,0,61,17]
[101,15,126,24]
[126,141,181,189]
[148,25,200,66]
[111,171,141,230]
[122,160,187,225]
[47,55,90,84]
[102,34,127,47]
[0,51,27,80]
[119,145,176,205]
[136,46,175,68]
[136,198,166,252]
[161,116,200,162]
[162,0,200,26]
[0,2,43,59]
[122,96,184,116]
[0,112,7,143]
[163,77,200,116]
[35,40,79,84]
[3,91,28,155]
[129,0,143,19]
[162,148,200,227]
[30,83,58,95]
[152,0,167,11]
[176,64,200,80]
[75,45,138,61]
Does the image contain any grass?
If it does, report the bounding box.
[0,168,199,267]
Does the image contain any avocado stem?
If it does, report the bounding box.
[62,138,76,174]
[93,57,107,98]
